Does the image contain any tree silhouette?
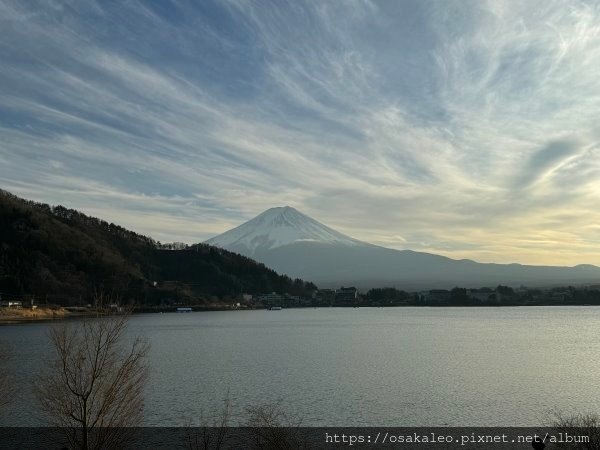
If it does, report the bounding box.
[34,312,149,450]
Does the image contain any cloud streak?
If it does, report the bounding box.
[1,0,600,265]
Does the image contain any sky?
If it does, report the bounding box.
[1,0,600,266]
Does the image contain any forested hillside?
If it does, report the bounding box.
[0,190,316,305]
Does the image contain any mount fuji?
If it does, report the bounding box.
[205,207,600,289]
[205,206,364,255]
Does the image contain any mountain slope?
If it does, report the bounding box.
[205,206,363,256]
[206,207,600,289]
[258,242,600,289]
[0,190,316,304]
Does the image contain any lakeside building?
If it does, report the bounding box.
[109,303,123,313]
[257,292,284,307]
[422,289,451,304]
[0,300,22,308]
[257,292,309,308]
[312,289,336,305]
[311,287,360,306]
[334,287,358,306]
[467,289,496,303]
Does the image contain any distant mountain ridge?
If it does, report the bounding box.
[206,206,600,289]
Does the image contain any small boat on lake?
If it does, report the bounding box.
[268,306,282,310]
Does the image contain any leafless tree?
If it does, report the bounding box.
[550,410,600,449]
[244,402,308,450]
[91,288,119,312]
[185,399,309,450]
[0,342,13,414]
[185,394,232,450]
[34,312,149,450]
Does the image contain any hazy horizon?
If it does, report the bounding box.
[2,1,600,266]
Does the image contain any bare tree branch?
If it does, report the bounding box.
[34,311,149,450]
[244,402,307,450]
[549,410,600,449]
[185,392,232,450]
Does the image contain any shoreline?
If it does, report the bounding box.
[2,303,599,324]
[0,307,131,325]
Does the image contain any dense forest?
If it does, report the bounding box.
[0,190,317,305]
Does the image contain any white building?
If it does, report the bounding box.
[0,300,22,308]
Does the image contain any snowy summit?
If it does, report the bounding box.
[205,206,362,256]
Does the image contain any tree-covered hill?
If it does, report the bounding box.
[0,190,317,305]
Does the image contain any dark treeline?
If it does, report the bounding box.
[364,287,413,305]
[0,189,316,305]
[353,285,600,307]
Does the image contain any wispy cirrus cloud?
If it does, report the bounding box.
[1,0,600,264]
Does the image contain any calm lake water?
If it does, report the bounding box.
[1,307,600,426]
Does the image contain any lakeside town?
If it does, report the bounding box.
[180,284,600,308]
[3,284,600,321]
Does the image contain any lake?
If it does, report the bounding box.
[1,307,599,426]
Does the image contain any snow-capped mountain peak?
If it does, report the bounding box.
[205,206,363,255]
